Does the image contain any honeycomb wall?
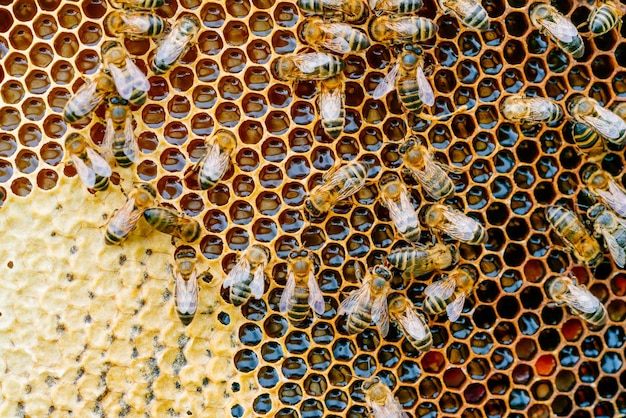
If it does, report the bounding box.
[0,0,625,417]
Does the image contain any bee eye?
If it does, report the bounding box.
[289,251,297,259]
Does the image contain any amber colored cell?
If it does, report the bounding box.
[219,76,244,100]
[53,32,79,58]
[137,160,157,181]
[157,175,183,200]
[78,22,102,46]
[0,159,13,183]
[1,81,25,104]
[443,367,466,389]
[6,53,28,77]
[221,48,247,73]
[15,149,38,174]
[40,142,64,166]
[0,107,20,131]
[223,21,249,46]
[197,30,223,56]
[36,169,58,190]
[247,40,272,65]
[9,25,33,50]
[0,134,16,158]
[421,351,445,373]
[244,66,270,91]
[535,354,557,376]
[10,176,32,196]
[0,9,14,33]
[200,235,224,260]
[169,67,195,92]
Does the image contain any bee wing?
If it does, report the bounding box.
[223,257,251,289]
[424,276,456,299]
[368,392,408,417]
[123,115,139,163]
[249,262,267,299]
[372,291,390,337]
[308,270,326,315]
[73,80,104,112]
[324,170,367,201]
[386,192,419,234]
[155,34,188,67]
[108,64,134,101]
[320,86,343,120]
[125,58,151,93]
[446,294,465,322]
[560,284,600,313]
[373,63,400,99]
[387,18,420,37]
[279,270,297,314]
[338,281,371,316]
[295,53,331,74]
[175,270,198,315]
[596,182,626,217]
[416,65,435,107]
[441,209,483,242]
[70,153,96,188]
[369,0,380,9]
[109,192,143,232]
[540,15,578,42]
[200,144,230,181]
[599,226,626,268]
[323,37,352,55]
[397,307,428,340]
[582,108,622,140]
[102,117,116,163]
[85,147,113,178]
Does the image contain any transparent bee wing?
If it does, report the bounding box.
[70,153,96,188]
[441,208,483,242]
[156,33,188,67]
[541,16,578,42]
[583,107,623,140]
[321,0,344,11]
[85,147,113,178]
[387,18,420,37]
[125,13,152,33]
[279,270,297,314]
[446,294,465,322]
[73,80,103,113]
[223,256,251,289]
[373,63,399,99]
[372,292,390,337]
[320,87,343,120]
[109,192,143,234]
[123,115,139,163]
[559,283,600,313]
[200,144,230,182]
[249,261,266,299]
[424,276,456,299]
[386,190,418,234]
[295,53,331,74]
[397,307,427,340]
[597,179,626,218]
[455,0,478,16]
[528,98,555,121]
[175,270,198,315]
[599,226,626,268]
[323,37,352,54]
[125,58,151,93]
[308,270,326,315]
[369,392,409,417]
[323,167,367,201]
[416,65,435,107]
[338,281,371,315]
[108,64,133,100]
[102,117,116,163]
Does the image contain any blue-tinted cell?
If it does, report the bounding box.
[509,389,530,410]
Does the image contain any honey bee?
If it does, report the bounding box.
[567,96,626,145]
[423,264,477,322]
[546,275,607,327]
[369,0,423,15]
[151,15,200,75]
[109,0,164,9]
[399,135,455,201]
[189,129,237,191]
[172,245,199,326]
[273,52,346,82]
[529,3,584,58]
[338,265,393,336]
[101,41,150,106]
[437,0,490,31]
[104,96,138,168]
[500,95,564,124]
[143,207,201,243]
[105,182,157,245]
[582,165,626,218]
[105,10,169,39]
[296,0,369,23]
[570,122,605,162]
[422,204,487,244]
[279,249,325,324]
[586,0,623,37]
[301,17,371,54]
[64,133,112,192]
[304,160,368,217]
[63,73,115,124]
[386,243,459,279]
[545,205,603,266]
[318,75,345,139]
[588,204,626,268]
[363,377,409,418]
[222,245,271,307]
[373,46,435,116]
[369,16,437,45]
[379,172,420,243]
[388,294,432,352]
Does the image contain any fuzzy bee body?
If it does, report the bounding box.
[104,96,138,168]
[106,10,169,39]
[582,165,626,218]
[546,276,607,327]
[101,41,150,106]
[173,246,199,326]
[151,15,200,75]
[423,204,487,244]
[319,75,345,139]
[109,0,164,9]
[363,377,409,418]
[588,204,626,268]
[567,96,626,145]
[370,0,423,15]
[545,205,603,266]
[304,160,368,217]
[279,249,325,324]
[105,183,157,245]
[369,16,437,45]
[388,295,432,352]
[399,136,454,201]
[423,265,477,322]
[64,133,112,192]
[500,95,564,124]
[143,207,201,243]
[297,0,369,23]
[530,3,584,58]
[387,244,459,279]
[223,245,271,306]
[437,0,490,31]
[571,122,605,161]
[588,0,622,37]
[64,74,115,124]
[339,265,393,336]
[379,172,420,243]
[192,129,237,191]
[273,52,346,81]
[301,17,371,54]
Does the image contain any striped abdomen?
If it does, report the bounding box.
[589,4,619,36]
[580,305,607,327]
[112,133,133,167]
[461,4,489,31]
[406,331,432,352]
[397,76,423,113]
[346,302,372,335]
[572,122,604,155]
[230,276,253,306]
[423,295,450,316]
[287,286,312,323]
[93,174,110,192]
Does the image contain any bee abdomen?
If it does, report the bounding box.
[347,311,372,334]
[463,5,489,31]
[231,282,252,306]
[128,90,147,106]
[398,0,423,14]
[589,6,618,35]
[581,306,607,327]
[572,122,602,151]
[199,176,218,191]
[176,310,196,326]
[93,175,110,192]
[112,142,134,167]
[406,333,432,352]
[105,228,126,245]
[423,297,447,316]
[322,119,344,139]
[397,78,423,113]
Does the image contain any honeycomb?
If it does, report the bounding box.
[0,0,626,416]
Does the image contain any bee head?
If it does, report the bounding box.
[65,133,86,154]
[175,245,196,261]
[587,203,606,221]
[289,249,309,259]
[581,163,606,188]
[545,275,570,299]
[300,18,321,43]
[101,40,122,58]
[272,57,294,81]
[379,171,400,189]
[304,192,330,217]
[215,129,238,154]
[372,265,392,281]
[566,95,591,115]
[179,15,200,34]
